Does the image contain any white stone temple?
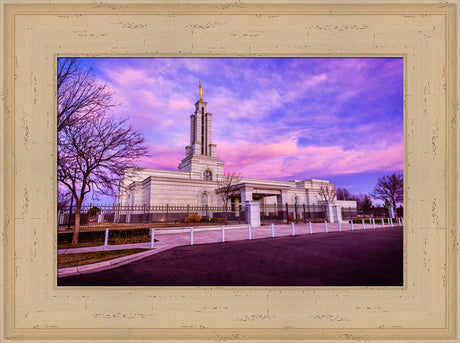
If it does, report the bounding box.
[116,84,356,223]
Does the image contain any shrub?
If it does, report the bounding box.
[88,206,101,217]
[288,213,294,222]
[184,213,201,223]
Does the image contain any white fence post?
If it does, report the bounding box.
[338,221,341,232]
[401,217,404,226]
[291,222,295,236]
[362,219,365,230]
[222,225,225,242]
[150,228,155,248]
[248,224,252,240]
[324,220,328,233]
[390,218,393,227]
[309,221,312,234]
[271,223,275,238]
[104,228,109,246]
[372,218,376,229]
[190,227,194,245]
[381,218,385,227]
[387,217,391,225]
[350,220,354,231]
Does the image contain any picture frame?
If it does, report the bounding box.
[1,0,458,341]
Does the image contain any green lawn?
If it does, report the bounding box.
[58,248,149,269]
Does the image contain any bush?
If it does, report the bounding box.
[287,213,294,222]
[87,206,101,217]
[184,213,201,223]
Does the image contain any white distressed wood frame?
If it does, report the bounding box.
[0,1,458,342]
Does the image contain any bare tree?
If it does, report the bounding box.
[57,58,148,244]
[57,186,72,212]
[216,170,242,223]
[315,184,337,206]
[58,112,148,244]
[371,172,403,217]
[336,187,352,200]
[57,58,117,133]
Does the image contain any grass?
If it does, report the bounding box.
[58,234,155,249]
[58,248,149,269]
[58,220,228,232]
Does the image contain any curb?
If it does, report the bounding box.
[58,245,172,278]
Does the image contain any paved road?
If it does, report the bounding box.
[59,227,403,287]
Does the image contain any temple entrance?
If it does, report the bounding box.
[227,183,291,226]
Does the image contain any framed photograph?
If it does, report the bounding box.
[1,0,458,341]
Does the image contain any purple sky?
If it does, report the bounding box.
[78,57,403,199]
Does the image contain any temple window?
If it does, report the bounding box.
[202,192,208,206]
[204,170,213,180]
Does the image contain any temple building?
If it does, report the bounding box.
[116,84,356,224]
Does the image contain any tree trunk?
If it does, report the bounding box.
[72,201,82,245]
[392,200,397,219]
[224,204,228,224]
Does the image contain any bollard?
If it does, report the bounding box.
[390,218,393,227]
[248,224,252,240]
[104,228,109,246]
[362,219,365,230]
[271,223,275,238]
[372,218,376,229]
[309,221,312,234]
[222,225,225,243]
[324,221,328,233]
[291,222,295,236]
[350,220,354,231]
[338,221,341,232]
[190,227,194,245]
[401,217,404,226]
[387,217,391,225]
[398,218,401,226]
[381,218,385,228]
[150,228,155,248]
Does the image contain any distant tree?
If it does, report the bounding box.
[58,112,148,244]
[372,172,403,217]
[358,194,373,214]
[315,184,337,206]
[216,170,242,223]
[336,187,352,200]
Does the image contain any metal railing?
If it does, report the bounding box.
[58,202,380,231]
[58,204,246,230]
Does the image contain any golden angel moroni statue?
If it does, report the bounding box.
[199,81,203,101]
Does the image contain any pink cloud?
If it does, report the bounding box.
[214,138,403,180]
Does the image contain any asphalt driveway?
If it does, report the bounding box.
[59,227,403,287]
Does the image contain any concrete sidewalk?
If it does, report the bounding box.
[59,221,401,254]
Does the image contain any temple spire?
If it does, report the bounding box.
[199,81,203,101]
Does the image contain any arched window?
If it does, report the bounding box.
[203,169,213,180]
[202,192,208,206]
[294,196,299,205]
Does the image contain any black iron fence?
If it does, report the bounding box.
[356,207,404,218]
[259,203,327,225]
[58,204,246,230]
[341,206,358,220]
[58,203,387,230]
[58,203,330,230]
